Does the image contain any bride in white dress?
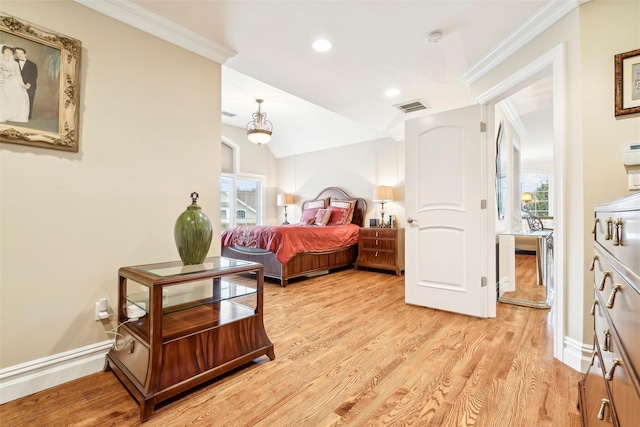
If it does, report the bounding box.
[0,45,30,123]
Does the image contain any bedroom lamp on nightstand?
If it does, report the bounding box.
[277,194,294,225]
[373,185,394,228]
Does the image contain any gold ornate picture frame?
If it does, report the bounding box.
[615,48,640,117]
[1,13,81,152]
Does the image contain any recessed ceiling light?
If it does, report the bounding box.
[385,88,400,97]
[312,39,332,52]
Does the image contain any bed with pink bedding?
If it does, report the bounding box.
[221,187,366,286]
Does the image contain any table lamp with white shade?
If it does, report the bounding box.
[373,185,394,227]
[277,194,294,225]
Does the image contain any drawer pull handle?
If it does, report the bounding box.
[597,399,610,421]
[613,218,622,246]
[375,251,379,257]
[598,272,611,291]
[603,330,611,352]
[375,240,379,245]
[375,231,379,237]
[606,284,622,309]
[128,340,135,354]
[590,300,598,316]
[592,217,599,234]
[605,358,621,381]
[605,218,612,240]
[589,256,597,271]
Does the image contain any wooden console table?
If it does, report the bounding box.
[104,257,274,421]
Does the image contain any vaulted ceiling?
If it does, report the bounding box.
[80,0,576,158]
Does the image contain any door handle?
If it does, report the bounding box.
[407,217,416,224]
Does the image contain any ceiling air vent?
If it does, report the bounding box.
[394,100,428,113]
[221,110,236,117]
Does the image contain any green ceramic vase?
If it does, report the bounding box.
[174,192,213,265]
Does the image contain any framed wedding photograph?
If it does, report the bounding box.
[615,48,640,117]
[0,13,81,152]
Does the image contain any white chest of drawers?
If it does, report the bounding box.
[579,193,640,426]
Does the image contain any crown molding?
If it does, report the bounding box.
[461,0,588,85]
[73,0,236,64]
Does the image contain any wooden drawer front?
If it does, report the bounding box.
[113,328,149,386]
[607,338,640,427]
[359,249,396,267]
[593,292,615,379]
[360,237,396,251]
[594,246,640,392]
[580,342,616,426]
[594,209,640,275]
[360,228,397,239]
[159,329,217,390]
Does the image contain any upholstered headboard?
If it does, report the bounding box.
[301,187,367,227]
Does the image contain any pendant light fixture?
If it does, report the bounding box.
[246,99,273,145]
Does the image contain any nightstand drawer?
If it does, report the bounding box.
[360,238,396,251]
[358,249,396,267]
[360,228,397,239]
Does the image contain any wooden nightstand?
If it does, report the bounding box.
[355,228,404,276]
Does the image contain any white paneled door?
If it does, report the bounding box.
[405,104,496,318]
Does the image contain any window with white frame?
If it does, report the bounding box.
[221,176,264,231]
[521,170,552,217]
[220,141,265,232]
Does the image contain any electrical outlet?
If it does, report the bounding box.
[95,297,109,321]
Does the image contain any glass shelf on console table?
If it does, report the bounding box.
[105,257,275,422]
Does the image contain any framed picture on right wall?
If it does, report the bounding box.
[615,48,640,116]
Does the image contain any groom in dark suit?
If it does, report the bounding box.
[15,47,38,120]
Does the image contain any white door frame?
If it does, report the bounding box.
[476,44,565,361]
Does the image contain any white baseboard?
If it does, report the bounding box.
[0,336,591,404]
[563,336,592,373]
[0,340,113,404]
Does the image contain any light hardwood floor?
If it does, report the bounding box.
[501,253,548,302]
[0,268,583,427]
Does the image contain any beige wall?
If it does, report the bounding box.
[579,0,640,340]
[0,1,222,367]
[472,0,639,350]
[277,137,404,227]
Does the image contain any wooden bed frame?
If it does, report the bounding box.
[221,187,366,286]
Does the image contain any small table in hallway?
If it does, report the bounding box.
[498,229,553,309]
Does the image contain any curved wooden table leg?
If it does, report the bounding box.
[140,398,155,422]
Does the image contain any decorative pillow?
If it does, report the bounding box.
[299,208,319,225]
[314,208,332,226]
[329,199,356,225]
[305,198,329,210]
[327,206,351,226]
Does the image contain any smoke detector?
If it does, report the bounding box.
[425,31,443,43]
